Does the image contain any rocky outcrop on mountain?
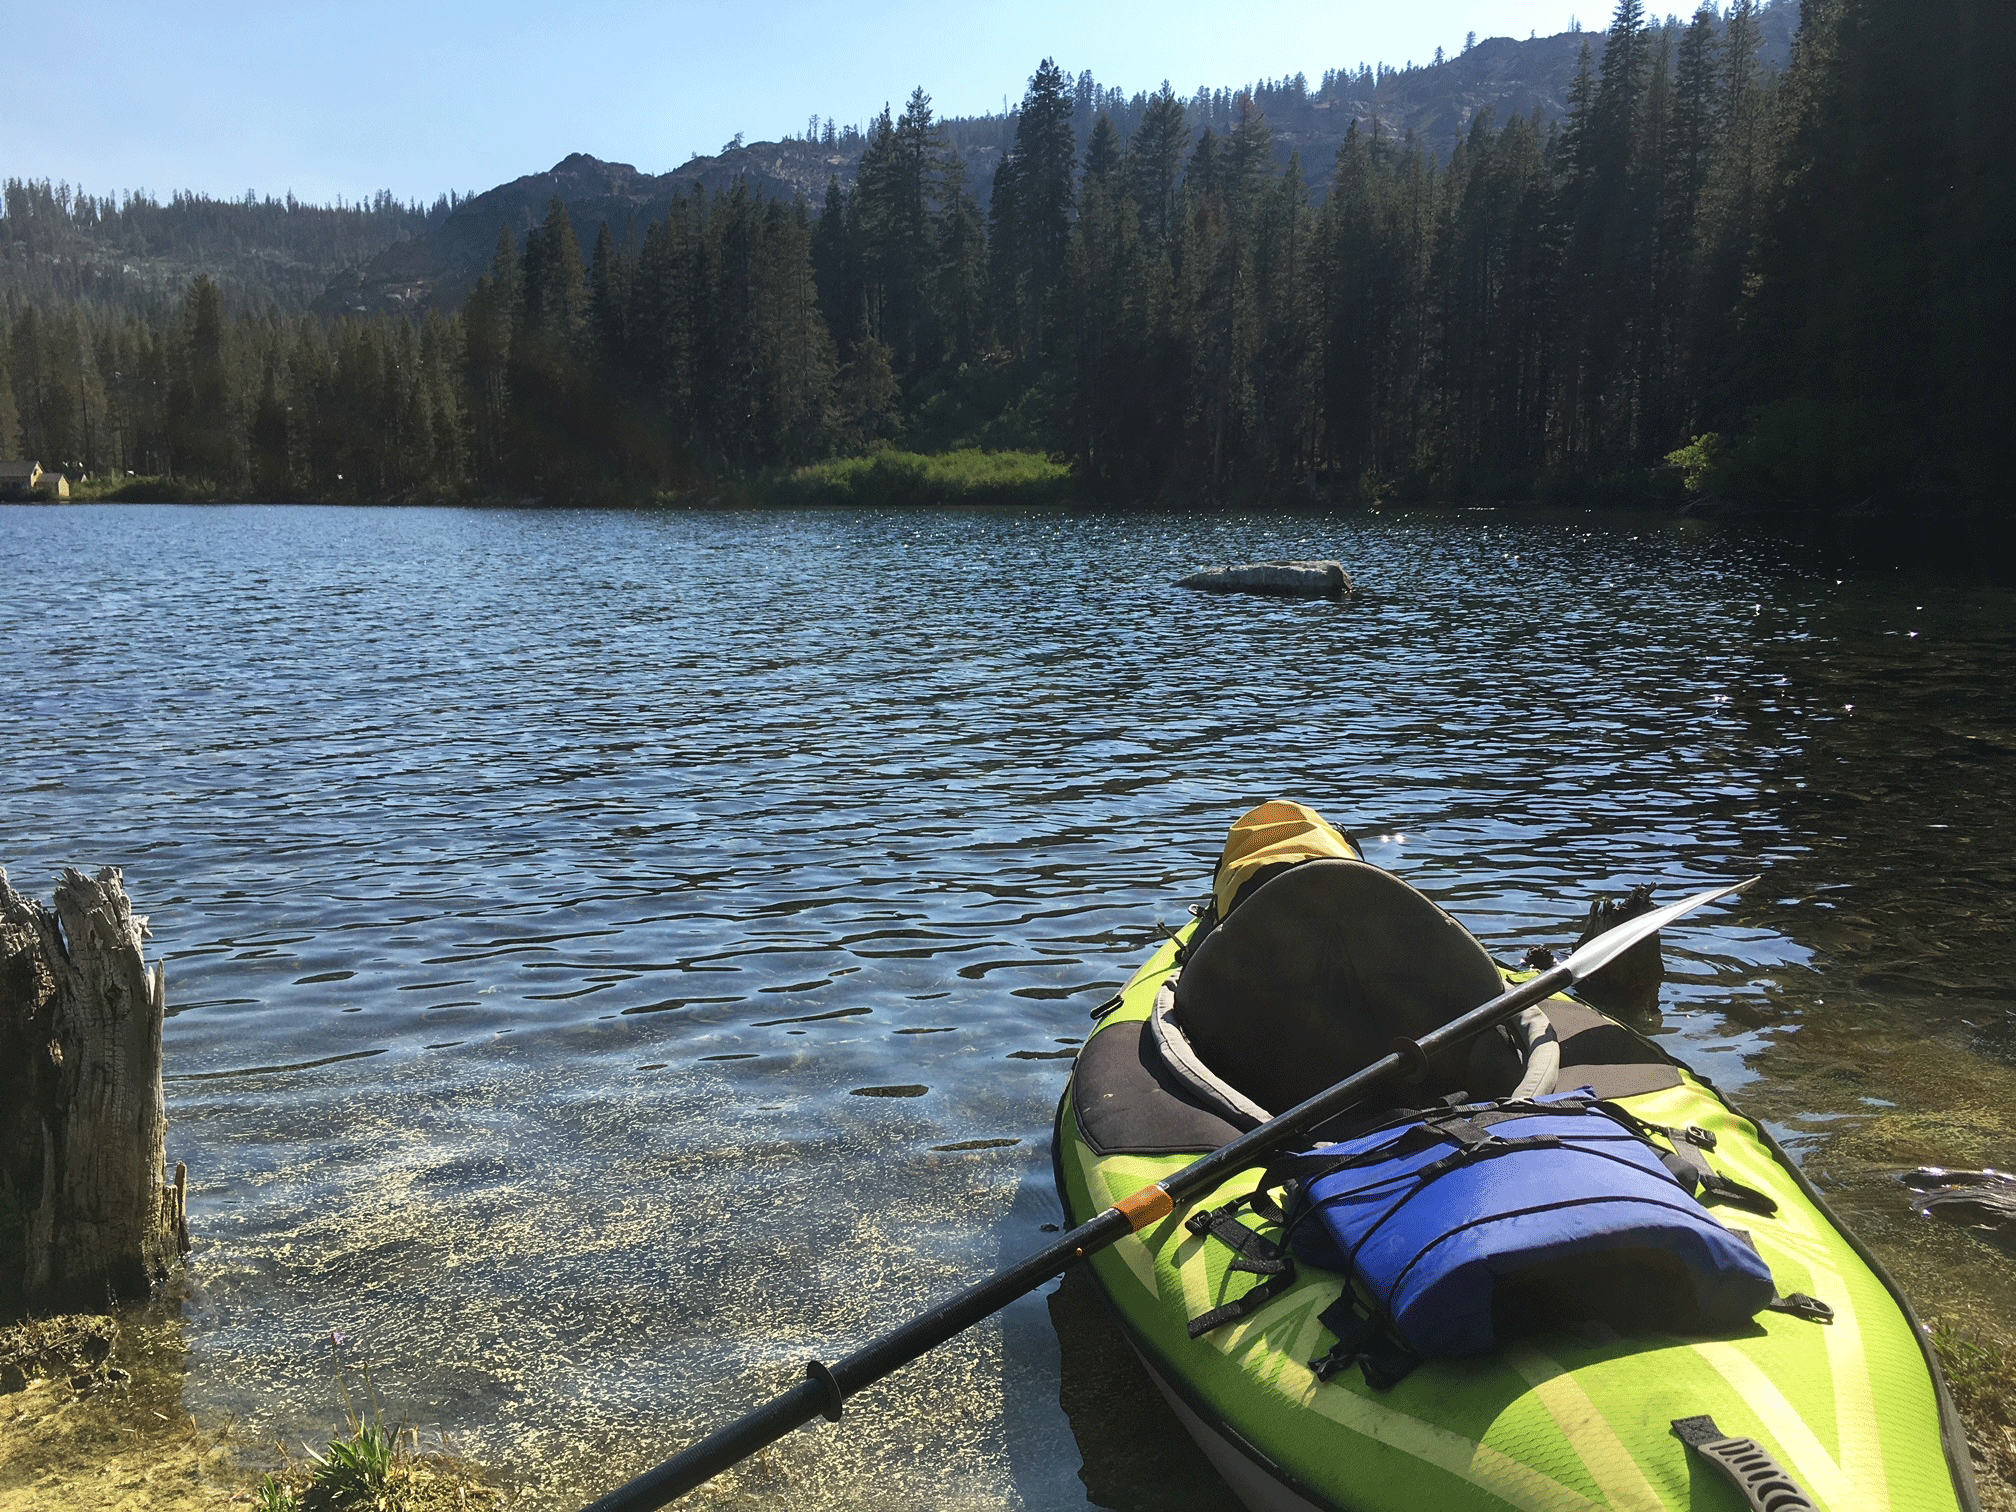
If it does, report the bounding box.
[314,145,860,316]
[315,7,1798,318]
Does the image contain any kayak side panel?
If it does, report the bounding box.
[1137,1347,1335,1512]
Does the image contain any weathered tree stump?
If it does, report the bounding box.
[0,867,188,1313]
[1571,883,1666,1020]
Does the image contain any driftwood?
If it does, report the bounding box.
[1904,1168,2016,1245]
[0,867,187,1312]
[1175,560,1354,598]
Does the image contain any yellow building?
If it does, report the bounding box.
[0,461,69,498]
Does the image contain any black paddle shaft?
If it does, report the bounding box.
[580,960,1581,1512]
[579,1205,1136,1512]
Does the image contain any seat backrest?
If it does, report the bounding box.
[1171,859,1507,1113]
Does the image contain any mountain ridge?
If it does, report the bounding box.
[319,9,1796,317]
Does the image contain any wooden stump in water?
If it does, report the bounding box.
[1572,883,1666,1019]
[0,867,188,1312]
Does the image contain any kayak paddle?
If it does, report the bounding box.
[580,876,1756,1512]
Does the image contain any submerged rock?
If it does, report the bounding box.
[1175,560,1353,598]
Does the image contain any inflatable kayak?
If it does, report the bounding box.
[1053,803,1978,1512]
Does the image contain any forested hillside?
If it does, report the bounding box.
[1,0,2005,517]
[0,181,450,317]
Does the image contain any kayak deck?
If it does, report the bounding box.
[1055,934,1975,1512]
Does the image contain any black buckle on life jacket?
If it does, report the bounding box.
[1767,1291,1835,1324]
[1308,1293,1419,1390]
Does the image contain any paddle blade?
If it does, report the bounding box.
[1558,877,1757,983]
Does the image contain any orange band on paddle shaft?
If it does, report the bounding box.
[1115,1185,1175,1230]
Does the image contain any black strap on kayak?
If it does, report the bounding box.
[1670,1415,1818,1511]
[1306,1292,1419,1390]
[1724,1231,1836,1325]
[1657,1139,1779,1216]
[1183,1206,1298,1337]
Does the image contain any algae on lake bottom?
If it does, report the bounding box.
[0,1308,502,1512]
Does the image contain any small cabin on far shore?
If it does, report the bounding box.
[0,460,68,498]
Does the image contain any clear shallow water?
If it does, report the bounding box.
[3,503,2013,1508]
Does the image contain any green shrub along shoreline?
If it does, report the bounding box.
[757,448,1072,507]
[9,448,1075,509]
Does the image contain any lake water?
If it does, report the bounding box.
[3,503,2013,1509]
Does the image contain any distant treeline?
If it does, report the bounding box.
[1,0,2008,513]
[0,180,452,316]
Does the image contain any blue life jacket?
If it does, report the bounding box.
[1282,1091,1779,1361]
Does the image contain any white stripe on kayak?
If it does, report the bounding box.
[1694,1340,1860,1511]
[1709,1198,1889,1512]
[1072,1135,1159,1295]
[1210,1285,1340,1385]
[1176,1230,1212,1322]
[1505,1345,1671,1512]
[1745,1205,1889,1508]
[1304,1383,1608,1512]
[1144,1245,1604,1512]
[1814,1258,1889,1512]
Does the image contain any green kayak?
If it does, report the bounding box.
[1052,805,1977,1512]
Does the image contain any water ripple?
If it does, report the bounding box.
[4,503,2014,1508]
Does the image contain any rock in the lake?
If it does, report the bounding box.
[1175,560,1353,598]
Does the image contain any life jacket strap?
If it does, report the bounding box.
[1307,1293,1419,1389]
[1183,1206,1299,1338]
[1766,1291,1836,1324]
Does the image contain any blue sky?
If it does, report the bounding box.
[11,1,1611,205]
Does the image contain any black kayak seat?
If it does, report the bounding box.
[1170,859,1511,1115]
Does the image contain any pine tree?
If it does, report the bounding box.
[1083,114,1122,187]
[990,59,1078,359]
[852,88,960,386]
[810,177,860,361]
[510,198,591,491]
[419,310,466,489]
[463,225,519,486]
[249,360,290,497]
[1692,0,1775,435]
[0,330,19,460]
[1125,87,1192,246]
[169,276,234,482]
[934,166,988,369]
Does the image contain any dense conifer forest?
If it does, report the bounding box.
[1,0,2007,515]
